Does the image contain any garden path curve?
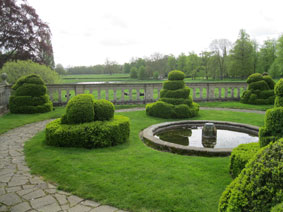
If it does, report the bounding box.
[0,120,128,212]
[0,107,264,212]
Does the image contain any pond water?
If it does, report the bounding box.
[155,126,258,149]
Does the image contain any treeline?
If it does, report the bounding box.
[61,29,283,79]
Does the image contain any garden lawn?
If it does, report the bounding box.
[24,110,265,212]
[0,107,65,134]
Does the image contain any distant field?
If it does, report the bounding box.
[60,74,246,84]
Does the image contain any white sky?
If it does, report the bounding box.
[28,0,283,67]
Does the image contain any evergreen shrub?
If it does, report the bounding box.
[93,99,115,121]
[65,94,94,124]
[146,70,199,119]
[218,138,283,212]
[275,79,283,96]
[229,142,260,178]
[271,202,283,212]
[9,74,53,114]
[46,115,130,148]
[263,75,275,89]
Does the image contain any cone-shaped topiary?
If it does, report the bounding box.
[240,73,275,105]
[259,78,283,147]
[218,138,283,212]
[146,70,199,118]
[46,94,129,149]
[9,74,53,113]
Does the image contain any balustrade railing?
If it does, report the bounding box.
[0,82,247,111]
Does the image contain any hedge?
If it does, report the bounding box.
[271,202,283,212]
[229,142,260,178]
[93,99,115,121]
[274,78,283,96]
[263,75,275,89]
[160,97,193,106]
[218,138,283,212]
[163,80,184,90]
[168,70,185,80]
[246,73,263,84]
[248,80,269,91]
[275,96,283,107]
[45,115,130,148]
[64,94,95,124]
[9,74,53,114]
[264,107,283,134]
[160,87,190,99]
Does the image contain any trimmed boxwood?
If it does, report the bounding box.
[168,70,185,80]
[274,79,283,96]
[160,87,190,99]
[9,74,53,114]
[174,103,199,118]
[248,80,269,91]
[271,202,283,212]
[163,80,184,90]
[246,73,263,84]
[275,96,283,107]
[229,142,260,178]
[94,99,115,121]
[263,75,275,89]
[64,94,94,124]
[264,107,283,133]
[218,138,283,212]
[146,101,175,118]
[45,115,130,148]
[160,97,193,106]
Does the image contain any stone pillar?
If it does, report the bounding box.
[145,84,154,103]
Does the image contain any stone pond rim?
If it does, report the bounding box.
[141,120,259,157]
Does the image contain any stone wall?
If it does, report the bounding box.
[0,82,247,110]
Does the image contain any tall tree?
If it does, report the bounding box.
[0,0,54,68]
[177,53,187,73]
[229,29,254,79]
[200,51,213,80]
[167,55,177,71]
[269,35,283,78]
[209,39,231,80]
[258,39,277,73]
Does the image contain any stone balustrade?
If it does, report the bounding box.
[0,82,247,111]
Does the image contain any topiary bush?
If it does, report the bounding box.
[259,79,283,147]
[218,138,283,212]
[63,94,95,124]
[241,73,275,105]
[9,74,53,114]
[93,99,115,121]
[271,202,283,212]
[46,94,130,149]
[229,142,260,178]
[146,70,199,119]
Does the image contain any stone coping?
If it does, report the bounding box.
[141,120,259,157]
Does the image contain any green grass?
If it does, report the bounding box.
[198,101,273,111]
[0,107,65,134]
[24,110,264,212]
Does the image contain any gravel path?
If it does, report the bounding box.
[0,120,127,212]
[0,107,265,211]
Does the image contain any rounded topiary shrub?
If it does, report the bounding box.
[46,94,130,149]
[64,94,95,124]
[241,73,275,105]
[229,142,260,178]
[94,99,115,121]
[9,74,53,114]
[218,138,283,212]
[275,78,283,97]
[146,70,199,119]
[168,70,185,80]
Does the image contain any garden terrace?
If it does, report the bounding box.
[1,82,247,108]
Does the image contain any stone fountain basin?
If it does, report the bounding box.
[141,120,259,157]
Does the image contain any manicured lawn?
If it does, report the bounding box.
[198,101,273,111]
[24,110,264,212]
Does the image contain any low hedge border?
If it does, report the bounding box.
[9,101,53,114]
[229,142,260,178]
[45,115,130,149]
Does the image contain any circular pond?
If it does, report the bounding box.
[141,120,259,156]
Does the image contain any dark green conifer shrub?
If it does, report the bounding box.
[9,74,53,114]
[218,138,283,212]
[146,70,199,119]
[241,73,275,105]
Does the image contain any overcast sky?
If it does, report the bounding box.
[28,0,283,67]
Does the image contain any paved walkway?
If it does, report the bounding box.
[0,120,127,212]
[0,107,265,212]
